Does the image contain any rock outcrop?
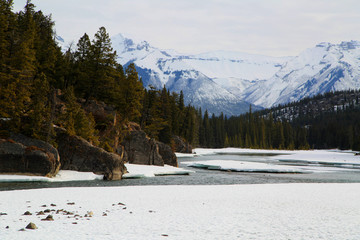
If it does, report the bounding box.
[55,127,126,180]
[10,133,60,162]
[121,127,178,167]
[172,135,192,153]
[122,130,163,166]
[157,141,178,167]
[0,135,60,177]
[80,99,115,123]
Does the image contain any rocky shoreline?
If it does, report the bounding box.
[0,127,192,180]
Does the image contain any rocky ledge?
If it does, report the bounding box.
[122,129,178,167]
[55,127,127,180]
[0,134,61,177]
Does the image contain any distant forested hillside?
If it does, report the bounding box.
[1,1,358,152]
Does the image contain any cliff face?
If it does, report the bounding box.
[0,134,60,177]
[0,98,180,179]
[122,129,178,167]
[55,127,127,180]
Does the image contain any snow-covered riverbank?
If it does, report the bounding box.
[0,164,194,183]
[1,183,360,240]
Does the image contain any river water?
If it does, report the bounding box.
[1,152,360,191]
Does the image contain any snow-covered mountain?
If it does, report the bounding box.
[243,41,360,108]
[111,33,290,115]
[112,33,360,114]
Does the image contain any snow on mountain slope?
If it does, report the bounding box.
[244,41,360,108]
[58,33,360,113]
[111,33,292,115]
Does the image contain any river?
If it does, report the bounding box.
[1,151,360,191]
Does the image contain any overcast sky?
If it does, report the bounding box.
[13,0,360,56]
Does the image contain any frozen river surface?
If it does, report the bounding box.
[1,148,360,190]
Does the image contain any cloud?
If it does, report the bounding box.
[13,0,360,56]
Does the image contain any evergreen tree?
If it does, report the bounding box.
[117,63,143,121]
[60,87,98,144]
[24,73,50,140]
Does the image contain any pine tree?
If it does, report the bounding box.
[74,33,92,96]
[60,86,98,144]
[117,63,144,121]
[24,73,51,140]
[0,0,14,69]
[158,86,172,144]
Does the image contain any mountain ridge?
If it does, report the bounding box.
[59,33,360,116]
[111,33,290,115]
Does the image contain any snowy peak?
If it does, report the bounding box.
[244,41,360,108]
[112,33,360,113]
[111,33,273,115]
[339,40,360,50]
[112,33,152,54]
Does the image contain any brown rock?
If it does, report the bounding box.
[85,211,94,217]
[55,127,126,180]
[122,130,163,166]
[26,222,38,230]
[157,141,178,167]
[0,134,60,177]
[81,100,115,123]
[41,215,54,221]
[172,135,192,153]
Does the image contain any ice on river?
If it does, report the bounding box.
[122,163,194,178]
[179,148,360,172]
[184,160,308,173]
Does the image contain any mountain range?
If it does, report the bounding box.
[59,34,360,116]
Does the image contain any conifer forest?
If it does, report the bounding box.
[1,0,360,152]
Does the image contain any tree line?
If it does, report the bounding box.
[0,0,198,152]
[1,1,358,152]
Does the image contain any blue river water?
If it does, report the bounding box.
[1,152,360,191]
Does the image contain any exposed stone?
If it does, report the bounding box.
[0,134,60,177]
[55,127,126,180]
[81,100,115,123]
[37,211,45,215]
[10,133,60,162]
[23,211,32,216]
[172,135,192,153]
[25,222,37,230]
[85,211,94,217]
[157,141,178,167]
[41,215,54,221]
[122,130,163,166]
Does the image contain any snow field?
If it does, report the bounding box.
[1,184,360,240]
[0,164,194,182]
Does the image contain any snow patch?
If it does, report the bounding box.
[123,164,194,178]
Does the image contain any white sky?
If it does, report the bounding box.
[13,0,360,56]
